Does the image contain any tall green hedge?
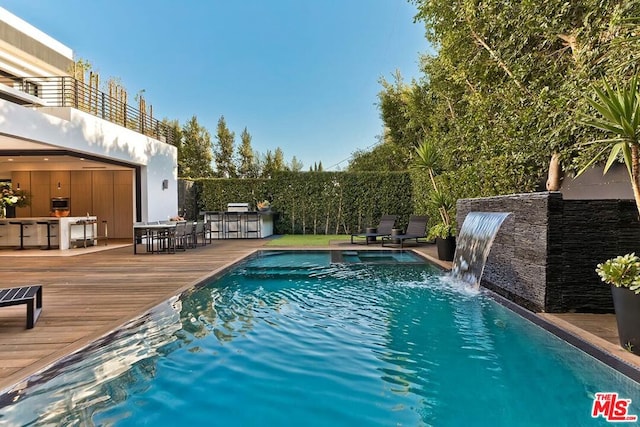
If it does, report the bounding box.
[185,171,415,234]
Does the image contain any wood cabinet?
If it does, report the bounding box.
[70,171,92,216]
[50,171,70,198]
[11,170,134,239]
[30,171,51,216]
[113,171,133,238]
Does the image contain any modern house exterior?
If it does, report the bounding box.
[0,7,177,239]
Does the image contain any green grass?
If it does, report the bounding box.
[264,234,351,247]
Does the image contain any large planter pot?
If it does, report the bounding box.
[436,235,456,262]
[611,285,640,355]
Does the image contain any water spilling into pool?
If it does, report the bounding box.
[452,211,511,288]
[0,250,637,426]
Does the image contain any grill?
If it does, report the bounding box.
[227,203,250,212]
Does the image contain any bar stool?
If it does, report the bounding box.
[10,220,35,250]
[36,220,58,250]
[244,212,261,238]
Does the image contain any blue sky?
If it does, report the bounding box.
[2,1,429,170]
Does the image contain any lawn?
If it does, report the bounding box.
[264,234,352,247]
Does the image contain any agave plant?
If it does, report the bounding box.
[577,75,640,215]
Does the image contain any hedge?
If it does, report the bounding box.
[181,171,418,235]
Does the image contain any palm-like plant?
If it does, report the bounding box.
[413,140,442,192]
[577,75,640,215]
[413,141,454,236]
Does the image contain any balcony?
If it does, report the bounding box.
[0,75,176,145]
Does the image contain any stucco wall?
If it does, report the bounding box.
[457,192,640,313]
[0,99,177,221]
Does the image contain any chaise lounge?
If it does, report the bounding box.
[350,215,398,245]
[381,215,429,248]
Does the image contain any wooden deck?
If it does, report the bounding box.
[0,239,637,392]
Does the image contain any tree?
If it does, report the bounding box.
[164,119,184,175]
[238,127,258,178]
[289,156,304,172]
[349,132,411,171]
[261,150,276,178]
[181,116,214,178]
[274,147,286,171]
[214,116,237,178]
[350,0,640,200]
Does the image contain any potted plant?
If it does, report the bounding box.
[429,222,456,261]
[596,253,640,354]
[427,189,456,261]
[256,200,271,212]
[0,182,30,218]
[412,141,457,261]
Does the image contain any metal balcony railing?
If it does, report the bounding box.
[0,75,176,145]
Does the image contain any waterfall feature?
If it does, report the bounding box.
[451,212,511,288]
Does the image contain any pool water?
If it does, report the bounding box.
[1,250,639,426]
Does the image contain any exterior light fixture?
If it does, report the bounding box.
[162,179,169,190]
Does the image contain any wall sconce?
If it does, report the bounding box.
[162,179,169,190]
[16,182,20,190]
[57,182,61,190]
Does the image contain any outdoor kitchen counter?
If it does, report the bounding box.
[201,210,274,239]
[0,216,98,250]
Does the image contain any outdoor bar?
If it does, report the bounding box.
[201,203,274,239]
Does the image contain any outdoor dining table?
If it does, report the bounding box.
[132,222,177,254]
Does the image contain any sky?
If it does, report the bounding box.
[1,0,429,171]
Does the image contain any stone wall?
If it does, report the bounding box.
[457,192,640,313]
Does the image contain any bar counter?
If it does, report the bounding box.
[201,211,274,239]
[0,216,98,250]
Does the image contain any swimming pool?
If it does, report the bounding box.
[1,250,638,426]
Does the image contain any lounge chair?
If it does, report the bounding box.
[381,215,429,248]
[350,215,398,245]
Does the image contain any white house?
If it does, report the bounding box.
[0,7,178,239]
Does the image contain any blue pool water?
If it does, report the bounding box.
[1,250,639,426]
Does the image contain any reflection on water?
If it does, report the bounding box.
[0,297,183,426]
